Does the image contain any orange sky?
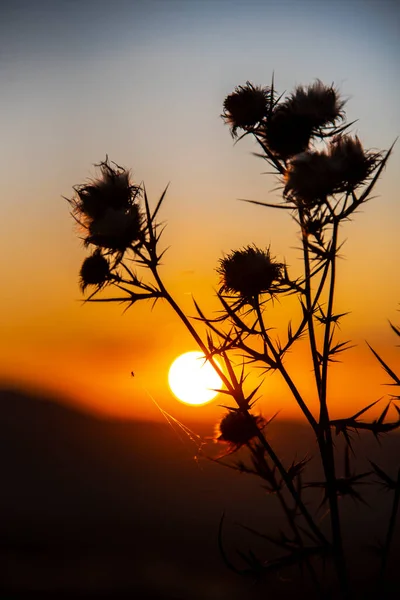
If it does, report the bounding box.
[1,0,399,424]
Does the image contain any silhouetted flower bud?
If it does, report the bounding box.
[222,82,271,136]
[215,410,265,450]
[79,250,110,291]
[218,246,282,300]
[284,151,338,204]
[285,136,379,204]
[262,107,314,160]
[261,81,345,160]
[69,159,145,254]
[73,159,141,221]
[288,80,344,129]
[86,204,143,251]
[328,135,379,189]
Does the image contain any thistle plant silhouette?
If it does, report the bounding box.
[67,77,399,599]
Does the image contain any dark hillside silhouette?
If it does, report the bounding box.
[1,388,399,598]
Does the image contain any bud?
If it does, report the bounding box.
[218,246,282,300]
[69,158,144,255]
[79,250,110,291]
[261,106,314,160]
[284,136,380,204]
[328,135,379,190]
[288,80,345,129]
[215,410,265,451]
[73,159,141,221]
[222,82,271,136]
[284,151,338,204]
[261,81,345,160]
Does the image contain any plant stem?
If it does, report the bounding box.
[319,220,338,420]
[295,213,348,597]
[315,220,349,599]
[151,260,327,549]
[250,419,328,547]
[299,210,322,396]
[151,265,238,397]
[248,444,324,596]
[254,301,318,434]
[378,469,400,592]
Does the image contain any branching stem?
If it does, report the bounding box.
[315,220,349,598]
[149,250,327,548]
[254,300,318,433]
[299,209,322,396]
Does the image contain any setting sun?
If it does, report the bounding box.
[168,352,223,406]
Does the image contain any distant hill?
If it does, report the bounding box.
[0,387,399,599]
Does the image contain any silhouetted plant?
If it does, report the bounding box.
[66,77,399,599]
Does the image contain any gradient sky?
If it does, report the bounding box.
[0,0,399,423]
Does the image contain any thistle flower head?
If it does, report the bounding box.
[262,107,314,160]
[222,82,271,136]
[328,135,380,189]
[69,158,144,254]
[86,204,144,251]
[79,249,111,291]
[284,151,338,204]
[284,136,380,204]
[261,81,345,160]
[288,80,345,129]
[218,246,283,300]
[215,410,265,451]
[73,159,141,220]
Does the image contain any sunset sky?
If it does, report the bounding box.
[1,0,399,423]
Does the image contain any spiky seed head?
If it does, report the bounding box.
[72,159,141,222]
[328,135,380,190]
[284,151,338,204]
[261,81,345,160]
[218,246,283,300]
[262,107,315,160]
[85,204,144,251]
[79,250,110,291]
[284,136,380,204]
[222,82,271,136]
[288,80,345,129]
[215,410,265,450]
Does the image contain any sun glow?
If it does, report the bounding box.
[168,351,223,406]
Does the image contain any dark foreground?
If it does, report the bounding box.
[0,388,399,599]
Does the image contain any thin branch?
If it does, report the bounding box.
[254,299,318,433]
